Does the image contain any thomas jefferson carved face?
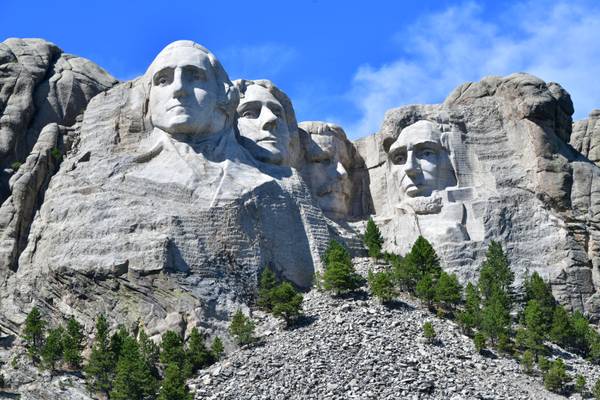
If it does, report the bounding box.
[300,122,353,218]
[148,43,226,136]
[237,84,291,165]
[388,120,456,199]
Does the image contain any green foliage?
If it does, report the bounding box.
[571,311,592,356]
[210,337,224,360]
[394,236,441,294]
[520,300,547,355]
[23,307,46,360]
[415,273,436,306]
[521,350,535,375]
[575,374,586,394]
[63,317,84,369]
[319,241,363,295]
[137,329,160,378]
[187,327,213,372]
[367,269,396,303]
[41,326,64,371]
[160,331,190,376]
[549,305,574,349]
[435,271,462,308]
[422,322,436,343]
[480,292,511,344]
[257,267,278,311]
[229,310,256,346]
[364,217,384,258]
[50,147,62,161]
[85,315,114,394]
[457,282,481,334]
[594,377,600,399]
[109,335,158,400]
[10,161,22,171]
[473,332,486,353]
[538,356,551,373]
[271,282,304,326]
[109,326,129,363]
[523,272,555,331]
[543,358,571,394]
[478,241,514,307]
[158,362,192,400]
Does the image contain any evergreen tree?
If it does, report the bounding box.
[63,317,84,369]
[404,236,442,277]
[521,350,535,375]
[478,241,514,307]
[85,315,114,394]
[364,217,384,258]
[434,271,463,308]
[549,305,574,348]
[271,282,304,326]
[210,337,224,360]
[575,374,586,394]
[571,311,591,356]
[480,291,511,344]
[422,322,436,343]
[523,272,555,330]
[457,282,481,334]
[520,300,547,355]
[543,358,571,394]
[594,377,600,399]
[41,326,64,371]
[229,310,256,346]
[110,335,157,400]
[160,331,190,376]
[323,240,352,267]
[257,267,278,311]
[187,327,212,372]
[415,273,436,306]
[158,362,192,400]
[473,332,486,353]
[109,326,129,363]
[320,241,363,295]
[23,307,46,360]
[138,328,160,378]
[393,258,420,292]
[367,269,396,303]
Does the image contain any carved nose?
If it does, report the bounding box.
[261,107,277,131]
[172,69,185,98]
[404,151,418,176]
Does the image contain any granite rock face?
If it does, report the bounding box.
[572,109,600,165]
[356,73,600,315]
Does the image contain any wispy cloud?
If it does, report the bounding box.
[217,43,297,83]
[343,1,600,139]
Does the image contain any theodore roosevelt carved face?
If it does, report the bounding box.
[388,120,456,199]
[146,41,237,137]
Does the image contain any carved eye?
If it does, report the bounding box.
[241,109,259,119]
[155,75,169,86]
[418,148,436,158]
[391,152,406,165]
[191,69,206,82]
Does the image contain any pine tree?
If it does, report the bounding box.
[473,332,486,353]
[478,241,514,307]
[480,291,511,345]
[85,315,114,394]
[364,217,384,258]
[520,300,547,355]
[549,305,574,348]
[210,337,224,360]
[63,317,84,369]
[415,273,436,306]
[523,272,555,331]
[187,327,212,372]
[160,331,190,376]
[323,240,352,267]
[396,236,441,293]
[434,271,463,308]
[229,310,255,346]
[158,362,192,400]
[41,326,64,371]
[23,307,46,360]
[571,311,591,356]
[521,350,535,375]
[457,282,481,334]
[257,267,278,311]
[109,326,129,363]
[543,358,571,394]
[422,322,436,343]
[367,269,396,303]
[270,282,304,326]
[138,328,160,378]
[110,335,157,400]
[320,240,363,295]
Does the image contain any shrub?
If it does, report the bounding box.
[367,269,396,303]
[271,282,303,326]
[435,271,462,308]
[575,374,586,394]
[457,282,481,334]
[211,337,224,360]
[473,332,486,353]
[422,322,436,343]
[257,267,277,311]
[538,356,551,373]
[187,327,213,372]
[321,260,363,295]
[594,377,600,399]
[42,326,64,371]
[543,358,571,394]
[158,362,192,400]
[63,317,84,369]
[229,310,255,346]
[364,217,384,258]
[23,307,46,361]
[521,350,534,375]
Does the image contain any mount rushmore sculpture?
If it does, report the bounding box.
[1,38,600,339]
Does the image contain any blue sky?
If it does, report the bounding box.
[2,0,600,139]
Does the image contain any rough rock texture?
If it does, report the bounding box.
[355,73,600,316]
[190,259,600,400]
[0,38,117,276]
[572,109,600,165]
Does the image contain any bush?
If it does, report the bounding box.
[594,377,600,399]
[211,337,224,360]
[473,332,486,353]
[422,322,436,343]
[415,273,436,306]
[538,356,551,373]
[229,310,255,346]
[367,269,396,303]
[364,217,384,258]
[320,260,363,295]
[543,358,571,394]
[457,282,481,334]
[42,326,64,371]
[85,315,114,394]
[575,374,586,394]
[435,271,462,308]
[23,307,46,360]
[187,327,213,372]
[271,282,303,326]
[63,317,84,369]
[158,362,192,400]
[257,267,278,311]
[521,350,534,375]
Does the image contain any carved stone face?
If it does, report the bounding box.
[302,130,352,218]
[388,120,456,199]
[148,45,225,136]
[237,84,291,165]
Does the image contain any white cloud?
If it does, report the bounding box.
[344,1,600,139]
